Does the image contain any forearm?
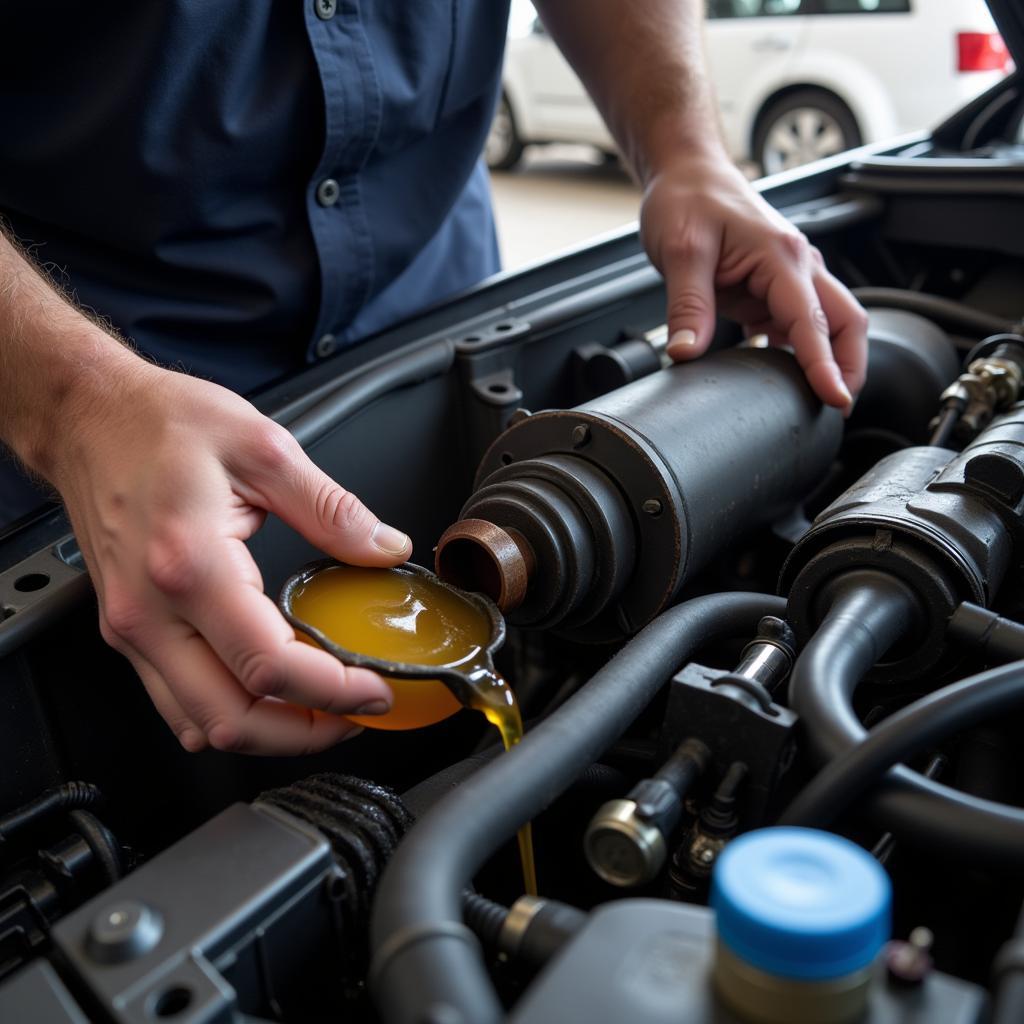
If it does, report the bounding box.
[532,0,724,183]
[0,228,141,481]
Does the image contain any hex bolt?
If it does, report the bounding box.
[642,498,663,516]
[571,424,591,448]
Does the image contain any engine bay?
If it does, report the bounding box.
[3,77,1024,1023]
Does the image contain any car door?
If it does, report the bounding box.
[513,19,612,146]
[705,0,810,160]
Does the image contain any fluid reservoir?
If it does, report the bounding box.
[437,348,841,640]
[711,827,891,1024]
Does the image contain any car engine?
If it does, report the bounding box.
[2,80,1024,1024]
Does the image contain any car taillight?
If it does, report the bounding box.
[957,31,1010,73]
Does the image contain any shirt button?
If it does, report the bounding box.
[315,0,337,20]
[316,178,340,207]
[315,333,337,358]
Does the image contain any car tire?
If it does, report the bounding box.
[485,94,525,171]
[753,90,861,176]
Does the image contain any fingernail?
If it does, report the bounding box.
[833,366,853,407]
[668,329,698,350]
[371,522,410,556]
[353,699,391,716]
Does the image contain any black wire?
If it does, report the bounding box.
[928,405,960,447]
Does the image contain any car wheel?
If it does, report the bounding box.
[753,90,861,176]
[485,94,525,171]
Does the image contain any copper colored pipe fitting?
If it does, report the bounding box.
[434,519,535,612]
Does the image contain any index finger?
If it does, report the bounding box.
[813,262,869,399]
[755,246,853,410]
[185,562,395,716]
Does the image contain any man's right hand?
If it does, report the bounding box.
[0,227,408,755]
[48,360,411,755]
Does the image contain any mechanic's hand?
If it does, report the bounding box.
[640,153,868,412]
[49,363,411,756]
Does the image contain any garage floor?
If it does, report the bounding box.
[489,146,640,270]
[489,145,759,270]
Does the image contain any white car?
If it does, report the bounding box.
[490,0,1010,174]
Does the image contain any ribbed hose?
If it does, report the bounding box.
[256,772,413,980]
[462,891,509,954]
[370,591,784,1024]
[789,572,1024,865]
[0,781,102,851]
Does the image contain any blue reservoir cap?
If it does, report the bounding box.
[711,827,891,981]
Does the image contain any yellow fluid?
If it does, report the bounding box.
[465,667,538,898]
[289,564,537,895]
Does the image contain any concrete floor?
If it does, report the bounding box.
[488,145,641,270]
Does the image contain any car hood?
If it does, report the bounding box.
[988,0,1024,65]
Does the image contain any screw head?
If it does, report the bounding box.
[87,901,163,964]
[571,424,590,448]
[699,847,715,865]
[642,498,663,516]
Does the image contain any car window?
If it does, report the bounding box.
[707,0,805,18]
[819,0,911,11]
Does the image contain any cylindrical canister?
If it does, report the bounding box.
[438,348,842,641]
[710,827,891,1024]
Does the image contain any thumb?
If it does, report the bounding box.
[244,432,411,566]
[661,238,719,363]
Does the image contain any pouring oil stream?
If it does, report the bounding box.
[288,564,537,895]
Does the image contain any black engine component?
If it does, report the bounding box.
[0,775,413,1024]
[437,347,841,640]
[782,403,1024,679]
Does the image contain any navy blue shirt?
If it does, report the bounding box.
[0,1,510,527]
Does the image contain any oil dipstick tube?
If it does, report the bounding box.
[437,347,842,641]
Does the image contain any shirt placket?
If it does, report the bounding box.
[303,0,383,361]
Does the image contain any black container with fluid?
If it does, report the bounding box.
[438,348,842,641]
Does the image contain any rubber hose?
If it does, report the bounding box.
[783,659,1024,827]
[370,591,784,1024]
[789,572,1024,866]
[0,782,102,850]
[852,288,1015,339]
[462,891,508,954]
[948,603,1024,664]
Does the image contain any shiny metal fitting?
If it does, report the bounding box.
[583,798,668,887]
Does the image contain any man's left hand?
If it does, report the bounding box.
[640,152,868,412]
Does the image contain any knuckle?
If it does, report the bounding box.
[237,648,286,699]
[146,533,203,597]
[248,422,299,474]
[97,613,124,652]
[662,231,714,268]
[666,286,714,322]
[317,483,370,535]
[102,591,147,644]
[775,229,810,263]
